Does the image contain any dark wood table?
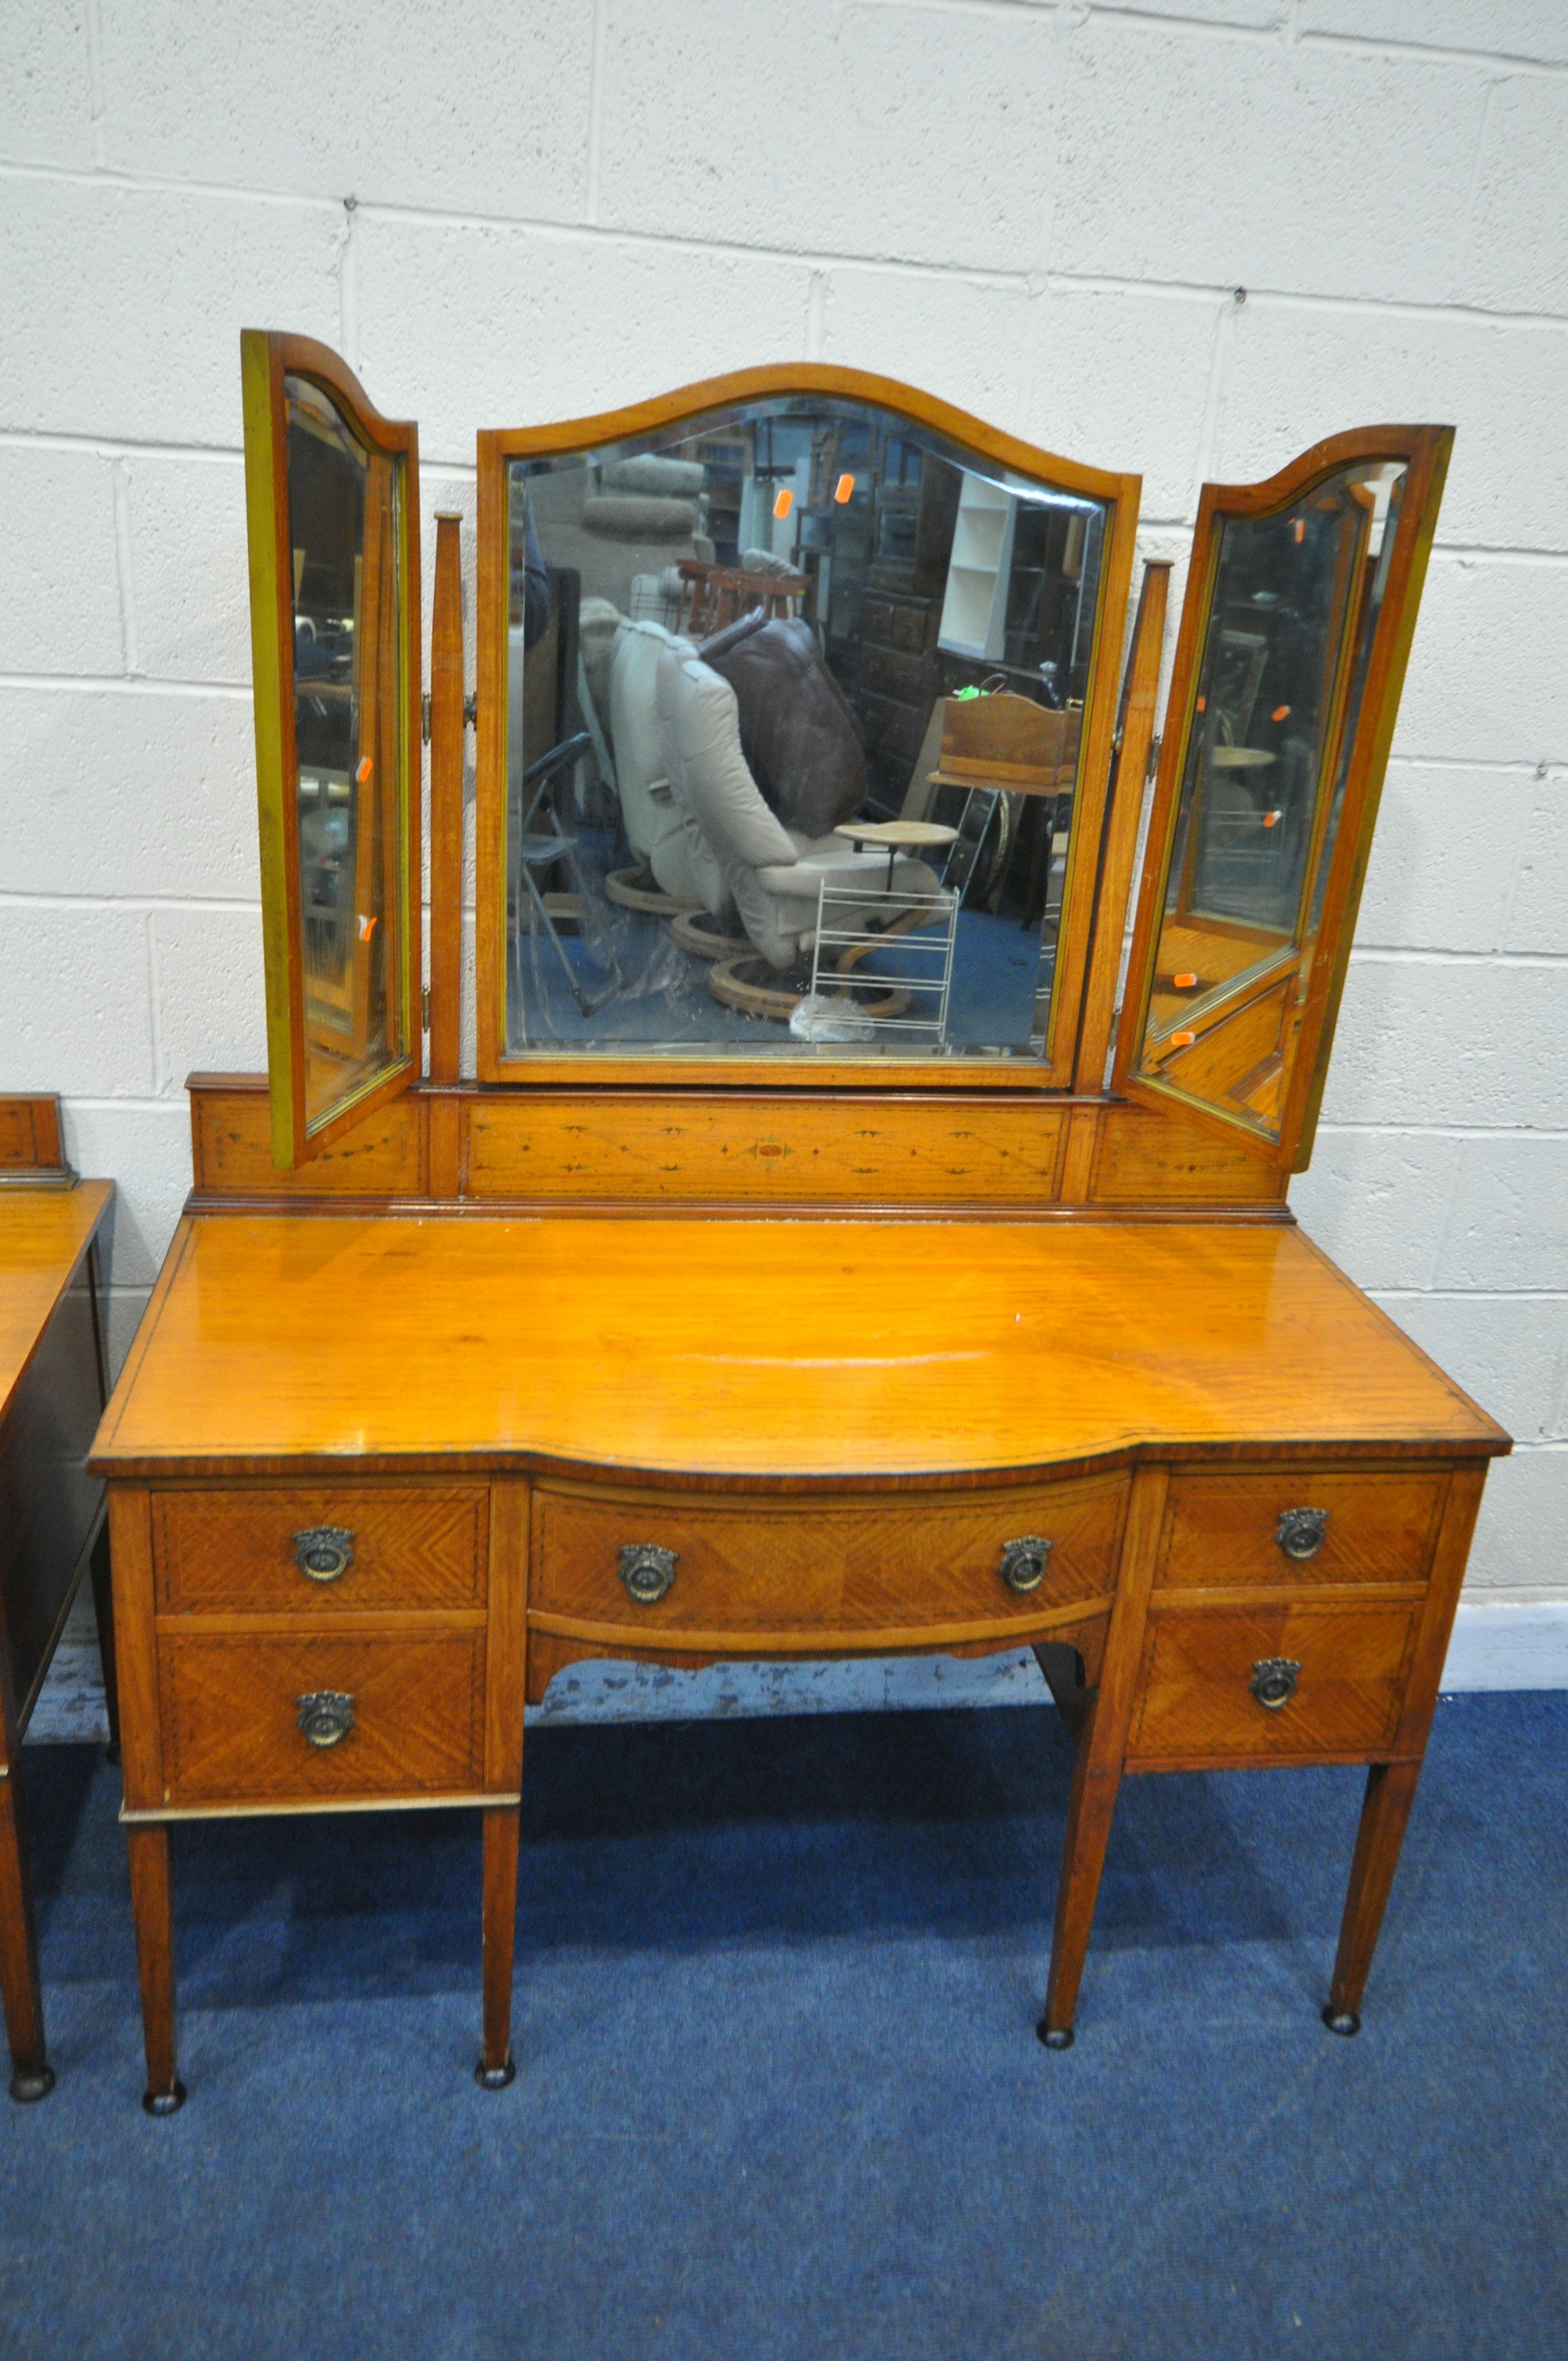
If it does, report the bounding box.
[1,1096,116,2101]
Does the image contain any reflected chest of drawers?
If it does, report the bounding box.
[91,1202,1506,2109]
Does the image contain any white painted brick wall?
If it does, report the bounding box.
[2,1,1564,1608]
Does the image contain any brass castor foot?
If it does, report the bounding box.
[142,2081,187,2116]
[475,2058,516,2091]
[9,2064,55,2103]
[1322,2006,1361,2038]
[1036,2021,1075,2051]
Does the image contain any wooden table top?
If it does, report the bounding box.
[0,1182,112,1417]
[833,821,960,848]
[90,1212,1507,1485]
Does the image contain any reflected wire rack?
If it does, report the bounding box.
[808,882,959,1042]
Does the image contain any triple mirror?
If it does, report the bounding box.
[241,340,1450,1175]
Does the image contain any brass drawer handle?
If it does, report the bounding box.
[297,1690,355,1748]
[1276,1508,1327,1562]
[619,1543,678,1605]
[1250,1658,1302,1711]
[999,1536,1053,1595]
[294,1526,355,1583]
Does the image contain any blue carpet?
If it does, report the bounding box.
[3,1691,1564,2359]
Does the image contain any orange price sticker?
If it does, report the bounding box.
[355,755,373,784]
[1170,1030,1196,1049]
[1271,704,1291,722]
[834,473,855,504]
[1173,971,1197,989]
[772,488,793,520]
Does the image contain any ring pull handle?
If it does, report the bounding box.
[297,1690,355,1748]
[1275,1508,1327,1562]
[619,1543,678,1605]
[999,1536,1053,1595]
[294,1526,355,1584]
[1249,1658,1302,1712]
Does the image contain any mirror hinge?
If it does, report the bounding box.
[422,693,475,737]
[1146,732,1161,781]
[421,987,430,1032]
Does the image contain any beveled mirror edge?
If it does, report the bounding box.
[239,330,299,1166]
[1111,422,1455,1175]
[1070,559,1174,1098]
[474,361,1134,503]
[470,363,1142,1093]
[239,329,426,1169]
[1287,427,1453,1172]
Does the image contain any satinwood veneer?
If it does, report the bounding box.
[82,348,1507,2107]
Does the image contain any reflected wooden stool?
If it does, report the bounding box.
[926,692,1082,916]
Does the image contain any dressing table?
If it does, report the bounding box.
[1,1096,116,2099]
[90,345,1508,2110]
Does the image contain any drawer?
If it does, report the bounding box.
[154,1487,486,1614]
[858,640,933,701]
[531,1475,1127,1639]
[1126,1601,1421,1766]
[857,690,926,763]
[159,1631,485,1805]
[864,595,934,655]
[859,600,930,656]
[891,601,937,655]
[1157,1470,1447,1590]
[862,593,897,645]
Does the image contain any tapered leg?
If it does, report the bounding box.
[88,1522,121,1766]
[0,1770,52,2102]
[1037,1468,1168,2050]
[1324,1759,1422,2036]
[476,1804,520,2090]
[127,1824,184,2113]
[1038,1695,1123,2049]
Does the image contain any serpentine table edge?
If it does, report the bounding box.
[88,1209,1510,2106]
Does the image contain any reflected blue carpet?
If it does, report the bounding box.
[3,1691,1565,2359]
[516,841,1044,1052]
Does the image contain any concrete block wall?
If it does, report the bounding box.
[3,1,1564,1624]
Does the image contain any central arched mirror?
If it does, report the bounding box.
[477,371,1138,1087]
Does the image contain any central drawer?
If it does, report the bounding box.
[531,1473,1128,1639]
[153,1486,487,1614]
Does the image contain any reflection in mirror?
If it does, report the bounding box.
[1137,460,1407,1140]
[502,397,1111,1061]
[285,374,404,1125]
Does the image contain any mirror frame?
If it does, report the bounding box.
[241,329,423,1168]
[473,365,1140,1093]
[1113,422,1452,1172]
